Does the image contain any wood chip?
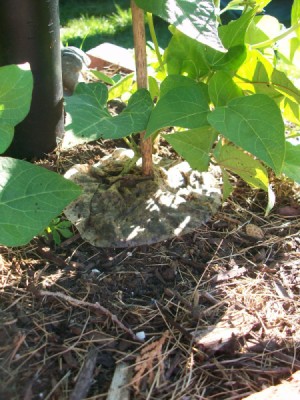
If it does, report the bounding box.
[107,362,132,400]
[245,224,264,239]
[69,347,98,400]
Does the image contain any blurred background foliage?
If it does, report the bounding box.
[59,0,171,50]
[59,0,293,51]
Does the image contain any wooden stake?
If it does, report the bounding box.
[131,0,153,176]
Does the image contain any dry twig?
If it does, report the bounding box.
[38,290,142,342]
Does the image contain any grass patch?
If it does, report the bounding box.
[60,0,170,50]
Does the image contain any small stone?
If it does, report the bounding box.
[245,223,264,240]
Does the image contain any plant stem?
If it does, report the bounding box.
[252,20,300,49]
[123,136,140,156]
[146,12,166,76]
[131,0,153,176]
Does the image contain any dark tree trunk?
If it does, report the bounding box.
[0,0,64,159]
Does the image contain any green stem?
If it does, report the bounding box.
[252,20,300,49]
[146,12,166,76]
[123,136,140,156]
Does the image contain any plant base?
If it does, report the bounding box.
[64,148,222,248]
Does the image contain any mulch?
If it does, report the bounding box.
[1,136,299,400]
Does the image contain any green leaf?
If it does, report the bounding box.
[0,124,14,155]
[146,83,210,137]
[73,81,108,106]
[245,15,282,46]
[108,73,135,101]
[51,230,62,246]
[0,64,33,153]
[214,143,269,191]
[277,36,300,65]
[292,0,300,40]
[163,126,218,171]
[135,0,226,52]
[63,82,153,149]
[209,45,247,72]
[148,76,160,100]
[208,71,243,107]
[58,228,74,239]
[221,168,234,201]
[160,75,201,98]
[90,70,115,86]
[0,158,81,247]
[235,50,300,104]
[282,99,300,125]
[165,28,210,80]
[282,139,300,184]
[219,9,256,48]
[208,94,285,175]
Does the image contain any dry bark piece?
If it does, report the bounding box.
[107,362,132,400]
[213,266,247,282]
[69,346,98,400]
[193,309,257,354]
[245,223,264,239]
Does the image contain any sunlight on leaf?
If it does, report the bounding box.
[0,64,33,153]
[208,94,285,175]
[214,143,269,191]
[0,158,81,247]
[135,0,226,52]
[282,139,300,184]
[163,126,218,171]
[146,82,210,137]
[63,82,153,148]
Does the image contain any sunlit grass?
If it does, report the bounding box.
[61,6,132,48]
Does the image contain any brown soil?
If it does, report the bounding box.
[1,136,299,400]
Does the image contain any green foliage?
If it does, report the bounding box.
[64,0,300,207]
[62,82,153,149]
[0,64,33,153]
[44,218,74,246]
[134,0,226,52]
[207,94,285,175]
[0,64,81,247]
[163,127,218,171]
[282,138,300,184]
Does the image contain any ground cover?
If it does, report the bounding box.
[1,126,299,399]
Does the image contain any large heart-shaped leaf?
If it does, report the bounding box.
[0,64,33,153]
[0,158,81,247]
[282,139,300,184]
[219,9,256,48]
[134,0,226,52]
[208,94,285,175]
[208,70,243,107]
[146,81,210,137]
[214,143,269,190]
[63,82,153,149]
[235,50,300,104]
[165,28,210,80]
[163,126,218,171]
